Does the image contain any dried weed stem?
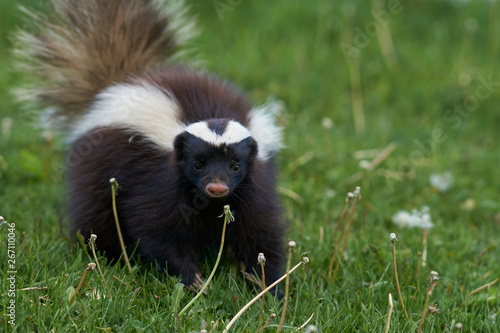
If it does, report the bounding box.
[109,178,132,272]
[391,233,410,324]
[223,256,309,332]
[71,263,96,304]
[178,205,233,317]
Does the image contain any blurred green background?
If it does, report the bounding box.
[1,0,499,331]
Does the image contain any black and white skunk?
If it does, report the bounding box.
[17,0,286,290]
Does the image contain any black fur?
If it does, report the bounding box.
[19,0,286,294]
[70,124,285,289]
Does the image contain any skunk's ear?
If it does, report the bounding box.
[247,137,258,164]
[173,132,190,161]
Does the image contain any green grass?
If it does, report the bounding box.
[1,0,500,331]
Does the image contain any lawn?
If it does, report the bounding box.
[1,0,499,332]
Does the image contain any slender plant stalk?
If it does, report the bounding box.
[208,321,219,333]
[327,197,350,282]
[417,271,439,333]
[372,0,399,71]
[332,190,361,282]
[384,293,394,333]
[421,228,428,267]
[277,242,295,333]
[109,178,132,272]
[342,18,365,135]
[391,233,410,324]
[89,234,112,299]
[71,263,95,304]
[258,253,266,327]
[295,312,315,332]
[178,205,233,317]
[255,313,276,333]
[417,290,431,333]
[416,251,422,292]
[466,278,499,306]
[223,257,309,332]
[174,313,185,333]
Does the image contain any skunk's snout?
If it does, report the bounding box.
[205,182,229,198]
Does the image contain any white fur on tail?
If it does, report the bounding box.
[248,100,285,160]
[70,83,185,151]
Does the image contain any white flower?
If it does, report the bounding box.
[430,172,454,192]
[392,211,412,228]
[392,207,434,229]
[321,117,334,130]
[420,213,434,229]
[304,325,318,333]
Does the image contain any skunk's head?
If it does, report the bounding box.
[174,119,258,199]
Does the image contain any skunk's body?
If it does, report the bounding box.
[17,0,285,289]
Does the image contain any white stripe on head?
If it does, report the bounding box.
[185,121,252,146]
[70,83,185,150]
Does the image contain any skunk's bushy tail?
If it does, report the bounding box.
[15,0,195,127]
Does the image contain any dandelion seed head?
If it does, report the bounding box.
[219,204,235,223]
[321,117,334,130]
[354,186,361,195]
[420,213,433,229]
[430,172,454,192]
[288,240,296,248]
[258,252,266,264]
[359,160,371,169]
[392,207,434,229]
[428,304,440,314]
[304,324,318,333]
[88,234,97,248]
[390,233,397,242]
[393,210,412,228]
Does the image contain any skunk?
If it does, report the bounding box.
[16,0,286,291]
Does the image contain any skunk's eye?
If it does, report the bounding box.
[193,162,203,171]
[232,164,241,172]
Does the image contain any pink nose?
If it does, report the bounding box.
[206,182,229,198]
